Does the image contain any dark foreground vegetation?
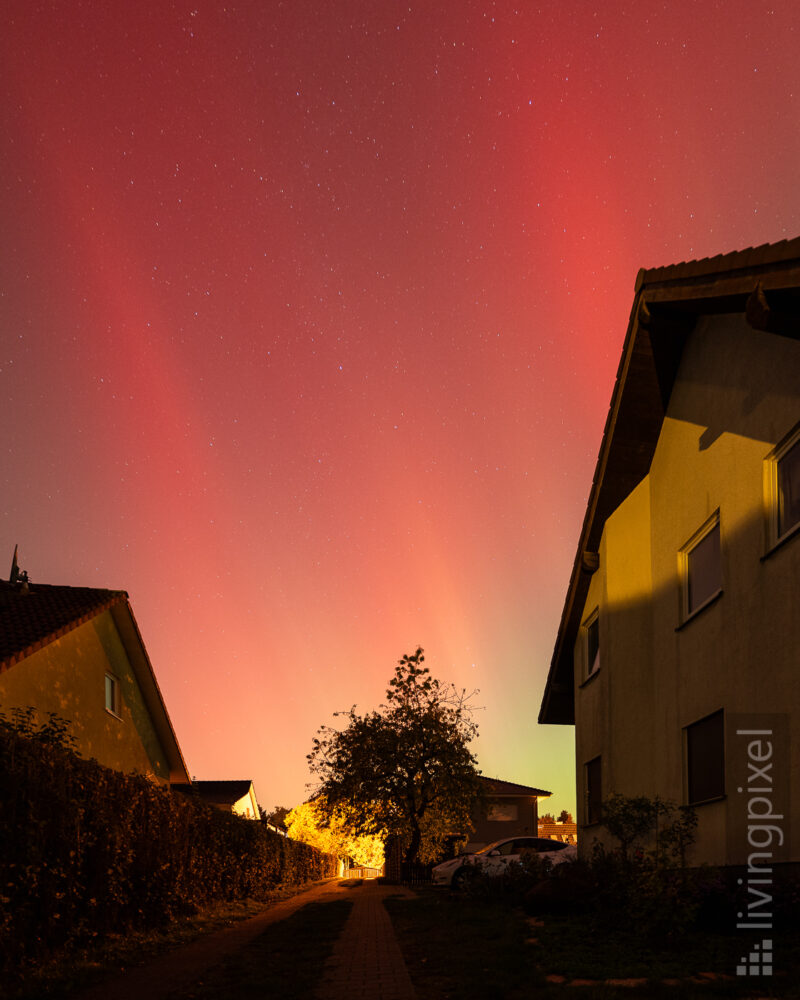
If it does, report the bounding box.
[0,711,336,988]
[385,792,800,1000]
[386,878,800,999]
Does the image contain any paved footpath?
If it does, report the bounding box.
[73,878,419,1000]
[74,879,345,1000]
[315,880,418,1000]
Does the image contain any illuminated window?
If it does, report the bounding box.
[680,513,722,618]
[585,756,601,825]
[767,424,800,546]
[686,710,725,804]
[105,673,120,716]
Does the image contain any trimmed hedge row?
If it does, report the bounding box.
[0,719,336,974]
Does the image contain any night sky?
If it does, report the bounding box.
[3,1,800,817]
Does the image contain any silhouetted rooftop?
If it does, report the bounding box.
[191,779,256,805]
[480,775,551,797]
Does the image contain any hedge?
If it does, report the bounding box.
[0,715,336,975]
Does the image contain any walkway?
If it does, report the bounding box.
[74,880,343,1000]
[73,878,419,1000]
[316,880,418,1000]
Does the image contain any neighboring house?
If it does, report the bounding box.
[191,779,261,820]
[539,239,800,867]
[0,566,191,786]
[466,776,551,851]
[382,775,552,880]
[538,820,578,844]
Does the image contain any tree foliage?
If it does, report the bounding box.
[264,805,291,831]
[307,647,482,864]
[285,798,384,868]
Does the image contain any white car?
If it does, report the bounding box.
[431,836,576,889]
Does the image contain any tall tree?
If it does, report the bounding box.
[308,648,481,864]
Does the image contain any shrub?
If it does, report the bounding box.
[0,713,336,977]
[458,850,563,903]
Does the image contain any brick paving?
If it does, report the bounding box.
[71,877,419,1000]
[315,880,418,1000]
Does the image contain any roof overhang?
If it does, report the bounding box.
[111,600,192,785]
[538,237,800,725]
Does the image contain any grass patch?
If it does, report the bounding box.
[384,887,542,999]
[385,887,800,999]
[536,913,783,992]
[170,898,353,999]
[537,913,739,981]
[535,908,800,995]
[4,881,335,1000]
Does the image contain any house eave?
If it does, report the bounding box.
[538,236,800,726]
[110,601,192,785]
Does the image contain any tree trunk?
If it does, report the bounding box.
[404,816,422,863]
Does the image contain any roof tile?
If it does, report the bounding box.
[480,775,551,797]
[0,581,127,672]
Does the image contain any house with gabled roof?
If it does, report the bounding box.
[0,557,190,786]
[190,779,261,820]
[466,775,551,851]
[539,239,800,867]
[383,773,553,878]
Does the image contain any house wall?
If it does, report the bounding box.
[573,314,800,864]
[0,611,171,783]
[233,787,261,820]
[467,795,539,850]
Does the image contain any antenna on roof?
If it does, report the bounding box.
[9,545,29,590]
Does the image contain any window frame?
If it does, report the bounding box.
[581,607,601,681]
[104,672,121,718]
[584,756,602,826]
[679,511,722,623]
[764,422,800,552]
[486,803,519,822]
[684,709,725,805]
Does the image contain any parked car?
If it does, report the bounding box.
[431,836,576,889]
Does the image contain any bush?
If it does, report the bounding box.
[0,714,336,977]
[457,849,561,902]
[520,843,743,944]
[524,859,594,916]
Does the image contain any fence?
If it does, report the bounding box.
[346,865,385,879]
[400,861,433,885]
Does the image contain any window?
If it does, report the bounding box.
[766,424,800,546]
[105,673,120,716]
[530,838,569,853]
[585,756,601,824]
[493,840,517,856]
[778,437,800,537]
[585,610,600,677]
[686,710,725,804]
[487,803,519,822]
[680,513,722,618]
[512,838,540,852]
